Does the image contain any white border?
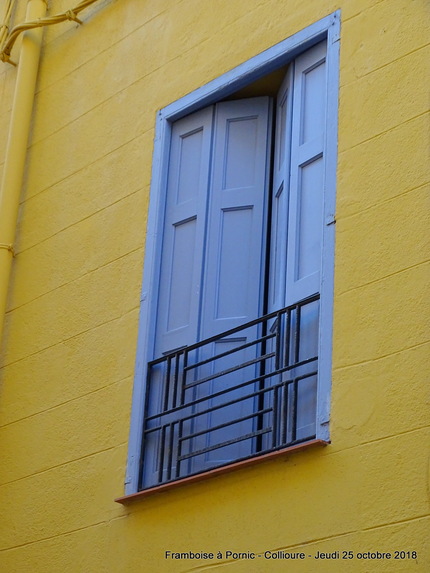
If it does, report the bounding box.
[125,11,340,494]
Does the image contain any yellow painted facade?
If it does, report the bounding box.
[0,0,428,571]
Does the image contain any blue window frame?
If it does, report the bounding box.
[124,12,339,495]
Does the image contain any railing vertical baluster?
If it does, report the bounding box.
[180,349,188,406]
[285,307,291,367]
[171,351,181,408]
[138,363,155,489]
[163,357,172,412]
[176,419,183,478]
[280,380,288,446]
[294,304,301,365]
[157,425,167,484]
[275,311,282,370]
[291,304,301,443]
[291,377,298,443]
[256,316,268,454]
[272,385,279,449]
[166,422,175,481]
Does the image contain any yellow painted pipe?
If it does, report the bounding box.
[0,0,48,351]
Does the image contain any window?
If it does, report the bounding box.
[125,13,339,495]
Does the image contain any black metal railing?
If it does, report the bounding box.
[139,294,320,490]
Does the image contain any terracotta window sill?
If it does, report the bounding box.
[115,438,329,504]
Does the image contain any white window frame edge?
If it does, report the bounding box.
[124,11,340,494]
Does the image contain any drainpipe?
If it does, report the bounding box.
[0,0,48,350]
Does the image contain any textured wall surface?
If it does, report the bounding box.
[0,0,428,571]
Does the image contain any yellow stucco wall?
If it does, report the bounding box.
[0,0,428,571]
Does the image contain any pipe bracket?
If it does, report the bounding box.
[0,51,16,65]
[0,243,15,256]
[65,10,83,24]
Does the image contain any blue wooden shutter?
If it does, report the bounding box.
[142,108,214,487]
[268,68,293,314]
[191,97,272,469]
[201,97,272,337]
[147,99,272,482]
[285,41,328,440]
[286,41,327,306]
[154,107,213,357]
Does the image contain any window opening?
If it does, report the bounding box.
[139,41,329,491]
[124,12,340,495]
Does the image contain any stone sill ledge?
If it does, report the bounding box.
[115,439,329,504]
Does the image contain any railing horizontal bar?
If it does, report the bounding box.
[172,436,318,480]
[184,332,276,371]
[144,369,318,429]
[184,352,276,389]
[147,383,279,427]
[179,428,271,460]
[145,364,318,423]
[179,407,273,442]
[182,354,317,395]
[146,394,268,432]
[148,294,320,366]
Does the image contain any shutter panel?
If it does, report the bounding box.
[143,108,214,487]
[260,69,294,453]
[285,41,328,440]
[192,97,272,469]
[200,97,272,337]
[154,107,213,357]
[268,67,293,314]
[285,41,327,306]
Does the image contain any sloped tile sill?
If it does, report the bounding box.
[115,438,329,504]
